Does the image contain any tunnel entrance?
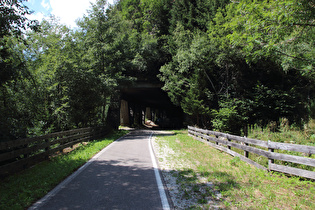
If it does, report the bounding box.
[120,83,184,129]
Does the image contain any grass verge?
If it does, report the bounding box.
[0,130,129,210]
[246,119,315,170]
[154,130,315,209]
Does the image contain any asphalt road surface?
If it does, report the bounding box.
[29,130,171,210]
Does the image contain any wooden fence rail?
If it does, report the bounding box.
[188,126,315,180]
[0,126,110,177]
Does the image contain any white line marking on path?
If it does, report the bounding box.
[148,132,170,210]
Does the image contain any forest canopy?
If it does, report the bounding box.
[1,0,314,140]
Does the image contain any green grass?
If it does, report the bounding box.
[246,119,315,170]
[0,130,129,210]
[155,130,315,209]
[248,119,315,146]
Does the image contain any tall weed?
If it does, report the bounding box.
[247,119,315,170]
[248,119,315,146]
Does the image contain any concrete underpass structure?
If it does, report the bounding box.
[120,83,184,129]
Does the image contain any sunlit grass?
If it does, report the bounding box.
[0,130,129,210]
[248,119,315,146]
[155,130,315,209]
[247,119,315,170]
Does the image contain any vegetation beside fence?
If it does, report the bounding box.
[188,126,315,180]
[0,126,110,177]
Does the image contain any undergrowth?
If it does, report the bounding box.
[248,119,315,146]
[246,119,315,170]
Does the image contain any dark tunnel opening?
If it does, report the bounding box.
[120,84,184,129]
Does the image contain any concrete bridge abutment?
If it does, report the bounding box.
[119,82,184,129]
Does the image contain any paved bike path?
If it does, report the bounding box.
[29,130,170,210]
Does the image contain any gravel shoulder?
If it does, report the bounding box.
[152,131,223,209]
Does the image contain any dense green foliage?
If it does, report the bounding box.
[1,0,314,140]
[160,0,315,133]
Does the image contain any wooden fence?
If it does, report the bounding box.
[0,126,110,177]
[188,126,315,180]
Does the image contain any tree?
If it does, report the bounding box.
[160,25,216,126]
[77,0,136,128]
[169,0,229,32]
[224,0,315,74]
[0,0,38,85]
[160,0,314,130]
[0,0,40,140]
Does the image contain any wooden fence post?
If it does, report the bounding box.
[227,138,231,150]
[244,143,249,158]
[268,140,274,170]
[45,138,50,159]
[244,137,249,158]
[24,144,29,159]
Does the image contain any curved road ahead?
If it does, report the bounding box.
[29,130,171,210]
